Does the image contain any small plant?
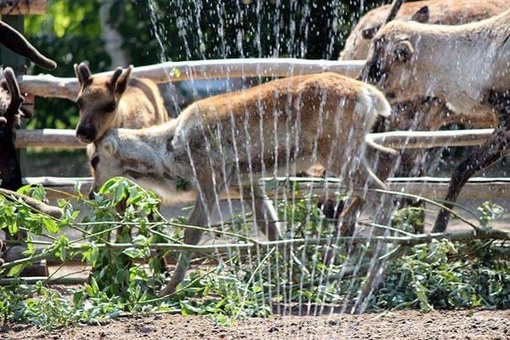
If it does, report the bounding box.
[376,238,510,311]
[477,201,504,228]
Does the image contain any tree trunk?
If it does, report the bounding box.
[99,0,128,67]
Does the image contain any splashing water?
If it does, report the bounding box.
[142,0,412,321]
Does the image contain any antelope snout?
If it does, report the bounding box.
[76,123,97,144]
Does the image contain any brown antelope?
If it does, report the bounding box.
[92,72,395,296]
[74,63,169,198]
[361,8,510,233]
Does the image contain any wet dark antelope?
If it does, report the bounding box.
[0,20,57,262]
[361,7,510,232]
[0,20,57,191]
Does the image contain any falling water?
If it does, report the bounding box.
[138,0,493,324]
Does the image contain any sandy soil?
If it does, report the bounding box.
[2,309,509,339]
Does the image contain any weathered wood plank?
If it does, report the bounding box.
[17,129,84,149]
[19,59,365,100]
[15,128,495,150]
[23,176,510,201]
[370,129,495,149]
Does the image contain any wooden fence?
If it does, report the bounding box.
[15,58,507,201]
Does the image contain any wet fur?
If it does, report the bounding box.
[340,0,510,61]
[0,69,24,191]
[362,8,510,232]
[342,0,506,178]
[94,72,394,296]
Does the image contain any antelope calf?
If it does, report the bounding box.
[361,8,510,232]
[74,63,169,197]
[92,72,395,296]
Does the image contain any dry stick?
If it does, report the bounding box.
[0,188,63,218]
[0,276,87,285]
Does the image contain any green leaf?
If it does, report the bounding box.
[132,234,148,246]
[180,300,200,316]
[8,220,19,236]
[43,218,59,234]
[85,277,99,297]
[122,247,146,259]
[8,264,27,277]
[82,244,99,266]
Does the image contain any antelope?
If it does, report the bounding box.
[361,7,510,232]
[92,72,395,296]
[340,0,510,61]
[74,63,169,199]
[342,0,507,182]
[0,20,57,191]
[0,20,58,262]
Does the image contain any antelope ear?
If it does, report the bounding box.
[361,26,380,40]
[76,62,92,86]
[114,65,133,97]
[394,40,414,62]
[102,137,119,156]
[411,6,430,23]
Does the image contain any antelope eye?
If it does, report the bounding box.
[104,102,116,112]
[166,137,174,152]
[76,98,83,109]
[91,154,99,170]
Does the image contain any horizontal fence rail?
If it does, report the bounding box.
[16,128,495,150]
[24,176,510,201]
[19,59,365,101]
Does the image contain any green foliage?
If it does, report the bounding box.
[176,271,272,325]
[478,201,504,227]
[81,177,171,299]
[376,239,510,311]
[0,179,508,329]
[0,178,177,328]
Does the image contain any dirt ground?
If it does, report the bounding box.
[2,309,509,339]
